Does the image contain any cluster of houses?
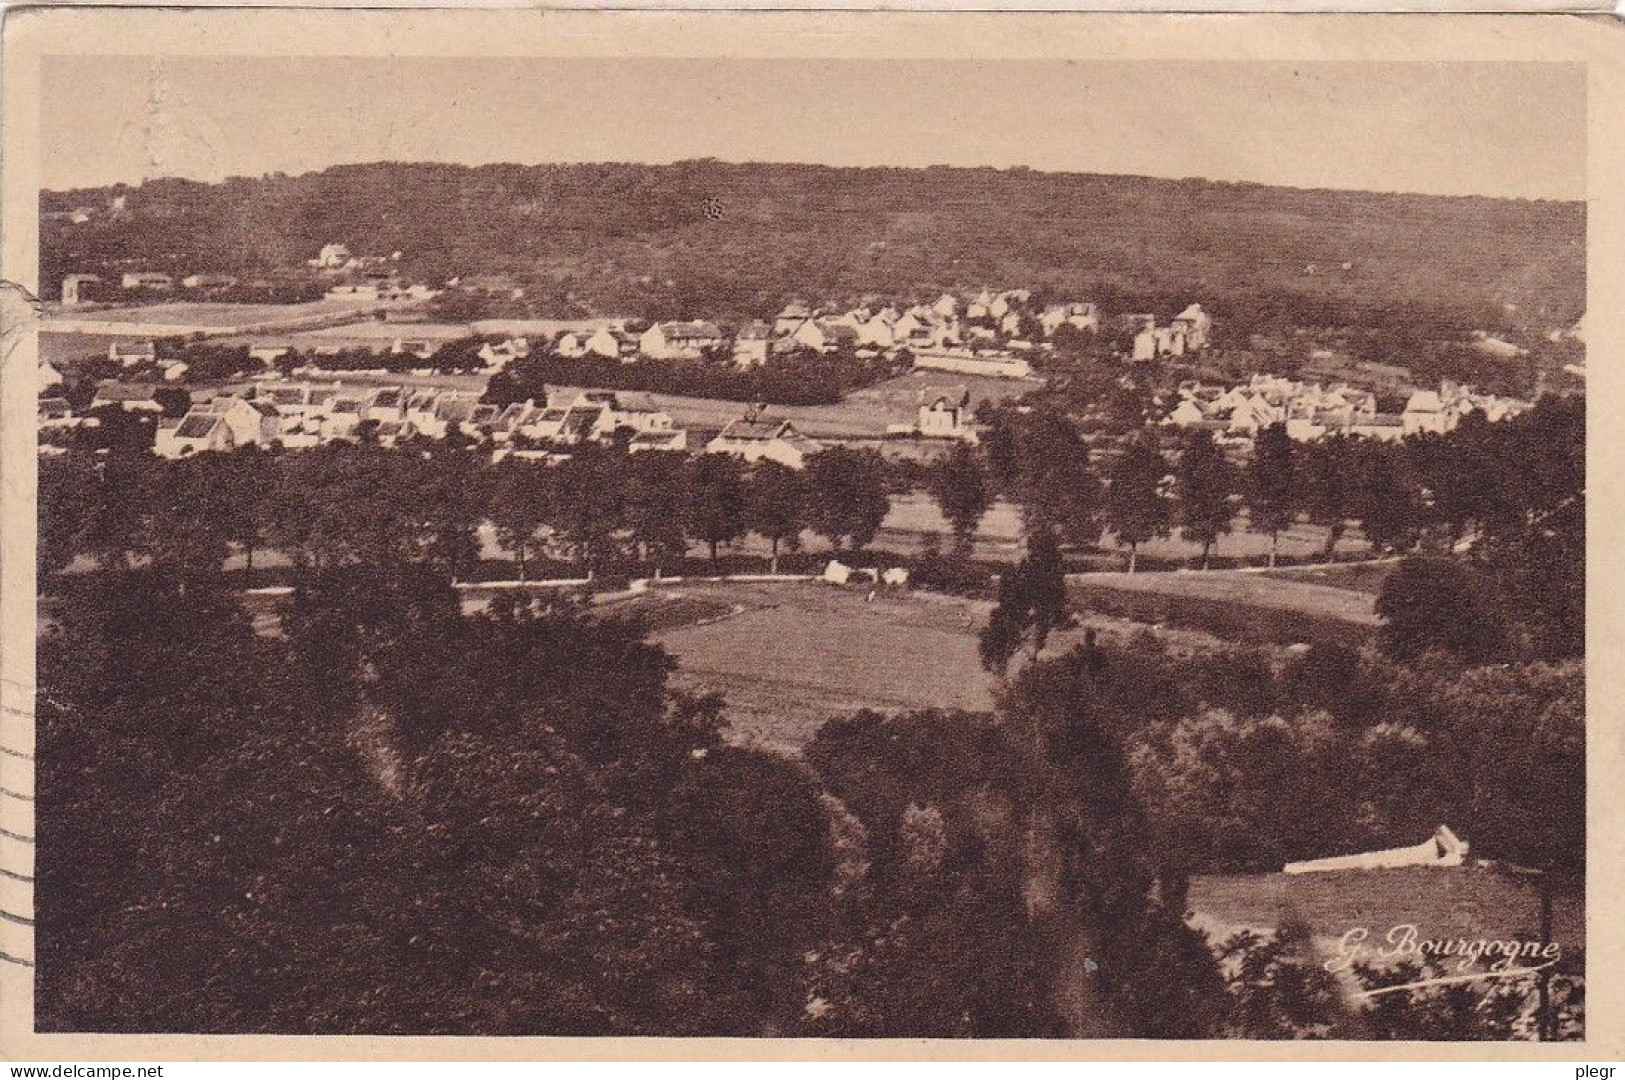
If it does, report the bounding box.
[130,378,840,469]
[60,244,436,308]
[143,381,685,459]
[60,271,246,306]
[469,289,1206,383]
[1163,374,1530,443]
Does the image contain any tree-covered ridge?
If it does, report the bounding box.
[42,161,1584,329]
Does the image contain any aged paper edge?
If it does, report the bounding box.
[0,9,1619,1062]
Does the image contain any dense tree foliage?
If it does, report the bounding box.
[43,162,1583,334]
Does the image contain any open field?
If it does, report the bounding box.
[613,579,1244,753]
[1261,559,1399,596]
[38,330,161,366]
[1072,569,1382,626]
[1071,567,1381,648]
[1188,866,1583,959]
[47,298,377,327]
[289,320,475,343]
[639,582,997,752]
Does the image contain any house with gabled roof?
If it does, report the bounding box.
[917,392,977,442]
[108,340,157,367]
[629,429,689,454]
[706,414,822,470]
[733,321,773,368]
[1171,303,1213,350]
[773,301,814,337]
[1040,302,1100,337]
[155,414,230,458]
[91,380,163,412]
[641,320,725,360]
[792,319,859,353]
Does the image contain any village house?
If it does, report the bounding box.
[630,429,689,454]
[37,360,64,395]
[791,319,859,353]
[320,397,367,442]
[61,273,102,305]
[90,380,163,412]
[706,414,822,470]
[108,340,157,367]
[1131,325,1159,361]
[38,397,75,428]
[1171,303,1213,350]
[586,392,678,438]
[120,271,174,291]
[640,320,725,360]
[855,312,897,349]
[732,321,773,367]
[181,273,237,290]
[365,387,407,424]
[773,302,814,337]
[913,349,1033,380]
[154,413,231,458]
[1402,390,1450,435]
[154,397,278,458]
[916,393,978,441]
[312,243,356,270]
[1039,302,1100,337]
[478,337,530,371]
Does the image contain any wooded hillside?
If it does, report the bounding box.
[43,160,1585,329]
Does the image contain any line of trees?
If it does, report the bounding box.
[43,391,1583,661]
[484,347,908,408]
[38,441,896,588]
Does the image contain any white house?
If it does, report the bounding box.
[641,321,725,360]
[1131,327,1159,362]
[1402,390,1450,435]
[913,350,1033,380]
[855,313,896,349]
[773,302,814,337]
[61,273,101,305]
[478,337,530,371]
[120,271,174,291]
[917,394,977,441]
[154,414,231,458]
[587,327,629,360]
[90,381,163,412]
[792,319,859,353]
[108,340,157,367]
[1040,302,1100,337]
[1171,304,1213,350]
[706,416,822,470]
[37,360,65,395]
[313,243,355,269]
[733,321,773,367]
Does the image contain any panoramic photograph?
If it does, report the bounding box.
[15,53,1585,1040]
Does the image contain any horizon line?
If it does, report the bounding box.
[41,157,1585,206]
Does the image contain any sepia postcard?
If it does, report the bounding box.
[0,7,1621,1063]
